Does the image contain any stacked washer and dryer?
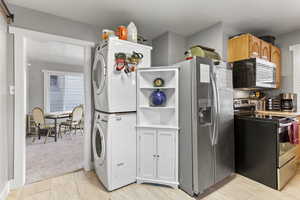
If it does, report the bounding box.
[92,38,152,191]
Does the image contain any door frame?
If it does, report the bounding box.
[9,26,95,189]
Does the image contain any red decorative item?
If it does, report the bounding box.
[130,66,136,72]
[115,53,127,71]
[116,26,128,40]
[116,64,125,71]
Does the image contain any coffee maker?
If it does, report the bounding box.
[280,93,297,112]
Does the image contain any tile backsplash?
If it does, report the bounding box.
[234,90,250,99]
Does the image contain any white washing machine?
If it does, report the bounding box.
[92,38,152,113]
[92,111,137,191]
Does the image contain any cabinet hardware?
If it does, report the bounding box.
[117,162,124,166]
[9,85,15,95]
[116,116,122,121]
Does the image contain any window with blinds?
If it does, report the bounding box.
[44,71,84,113]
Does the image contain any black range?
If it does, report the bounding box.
[234,113,298,190]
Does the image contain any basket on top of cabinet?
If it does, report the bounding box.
[228,33,281,88]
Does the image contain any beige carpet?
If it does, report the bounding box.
[26,133,84,184]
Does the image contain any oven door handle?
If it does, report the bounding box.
[279,122,293,127]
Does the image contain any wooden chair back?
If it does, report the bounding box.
[71,105,83,124]
[32,107,45,128]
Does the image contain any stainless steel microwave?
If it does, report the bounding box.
[233,58,276,89]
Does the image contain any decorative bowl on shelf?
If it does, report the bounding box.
[150,89,167,106]
[153,78,164,87]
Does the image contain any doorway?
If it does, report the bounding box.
[25,38,87,183]
[9,27,95,188]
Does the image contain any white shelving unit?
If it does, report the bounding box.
[136,67,179,188]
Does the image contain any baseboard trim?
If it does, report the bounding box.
[0,182,9,200]
[84,161,94,171]
[136,177,179,189]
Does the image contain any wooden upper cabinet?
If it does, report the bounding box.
[249,35,261,59]
[260,41,271,61]
[270,45,281,88]
[228,33,282,88]
[227,34,249,62]
[228,34,261,62]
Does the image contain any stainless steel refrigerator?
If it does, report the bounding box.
[177,57,234,196]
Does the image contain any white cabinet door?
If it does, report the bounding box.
[157,130,176,181]
[138,129,157,179]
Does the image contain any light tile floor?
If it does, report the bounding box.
[6,167,300,200]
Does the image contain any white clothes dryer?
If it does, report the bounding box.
[92,38,152,113]
[92,111,137,191]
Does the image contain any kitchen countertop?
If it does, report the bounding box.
[256,110,300,117]
[235,114,286,123]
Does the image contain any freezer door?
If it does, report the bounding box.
[193,58,216,194]
[214,65,235,183]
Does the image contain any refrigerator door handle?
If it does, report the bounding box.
[210,73,218,146]
[213,75,220,145]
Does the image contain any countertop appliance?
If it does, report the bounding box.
[235,114,298,190]
[266,97,281,111]
[177,57,235,196]
[233,98,255,115]
[281,93,297,112]
[233,58,276,89]
[234,98,267,114]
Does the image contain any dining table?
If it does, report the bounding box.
[45,111,72,142]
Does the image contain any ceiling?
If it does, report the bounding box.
[26,38,85,66]
[8,0,300,38]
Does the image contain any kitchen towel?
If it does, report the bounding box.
[290,122,299,144]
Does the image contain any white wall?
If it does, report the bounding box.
[168,32,187,65]
[152,22,243,65]
[152,32,169,66]
[276,29,300,93]
[152,31,186,66]
[187,22,224,59]
[152,22,242,65]
[0,14,9,199]
[8,4,100,43]
[27,60,84,112]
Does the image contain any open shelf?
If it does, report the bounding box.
[140,87,175,89]
[139,105,175,109]
[139,70,176,88]
[139,88,175,107]
[137,67,179,129]
[138,108,176,126]
[136,125,179,130]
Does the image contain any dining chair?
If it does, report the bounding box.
[31,107,55,144]
[59,105,84,136]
